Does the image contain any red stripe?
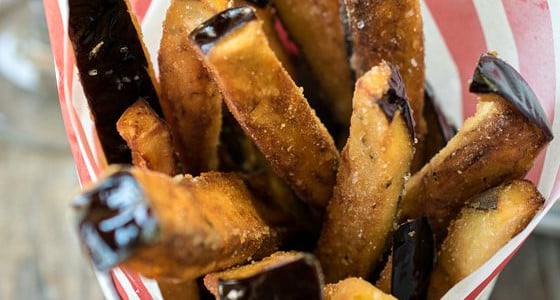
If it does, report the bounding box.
[502,0,556,184]
[465,239,526,299]
[112,271,129,300]
[130,0,153,22]
[425,0,487,119]
[43,0,92,184]
[122,268,153,300]
[69,106,104,176]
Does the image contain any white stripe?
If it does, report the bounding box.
[113,268,141,300]
[141,276,164,300]
[473,0,520,70]
[421,0,463,126]
[58,0,68,34]
[538,0,560,200]
[141,0,171,78]
[94,269,121,300]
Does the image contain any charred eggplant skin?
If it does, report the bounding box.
[391,218,434,300]
[68,0,161,163]
[378,64,415,140]
[245,0,271,7]
[218,255,323,300]
[191,6,257,54]
[470,53,553,141]
[73,170,158,271]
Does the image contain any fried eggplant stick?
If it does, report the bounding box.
[117,100,179,175]
[273,0,354,127]
[399,54,553,239]
[74,167,279,280]
[190,7,340,213]
[204,252,323,299]
[342,0,426,161]
[68,0,162,163]
[427,180,544,300]
[316,62,415,283]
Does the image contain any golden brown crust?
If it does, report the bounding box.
[399,94,551,239]
[427,180,544,300]
[234,0,297,78]
[158,0,228,174]
[158,279,200,300]
[193,18,340,212]
[316,63,414,283]
[324,277,397,300]
[121,169,279,280]
[117,100,179,175]
[274,0,354,127]
[343,0,426,155]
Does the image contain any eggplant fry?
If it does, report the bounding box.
[324,278,396,300]
[74,167,279,280]
[117,100,179,175]
[68,0,161,164]
[273,0,354,127]
[158,0,229,174]
[427,180,544,300]
[316,62,415,283]
[343,0,426,158]
[204,251,323,300]
[399,54,553,239]
[190,7,340,213]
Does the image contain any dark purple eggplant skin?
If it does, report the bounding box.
[470,53,553,141]
[391,217,434,300]
[68,0,162,164]
[376,64,416,141]
[73,171,158,271]
[190,6,257,54]
[218,254,323,300]
[245,0,270,7]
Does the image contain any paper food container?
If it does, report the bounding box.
[43,0,560,299]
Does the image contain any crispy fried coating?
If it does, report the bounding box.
[324,278,396,300]
[343,0,426,157]
[190,7,340,213]
[117,100,179,175]
[427,180,543,300]
[274,0,354,127]
[158,0,228,174]
[235,0,297,78]
[399,94,551,239]
[158,279,200,300]
[79,168,280,280]
[316,62,414,283]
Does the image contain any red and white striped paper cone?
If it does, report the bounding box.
[43,0,560,299]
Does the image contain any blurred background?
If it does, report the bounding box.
[0,0,558,299]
